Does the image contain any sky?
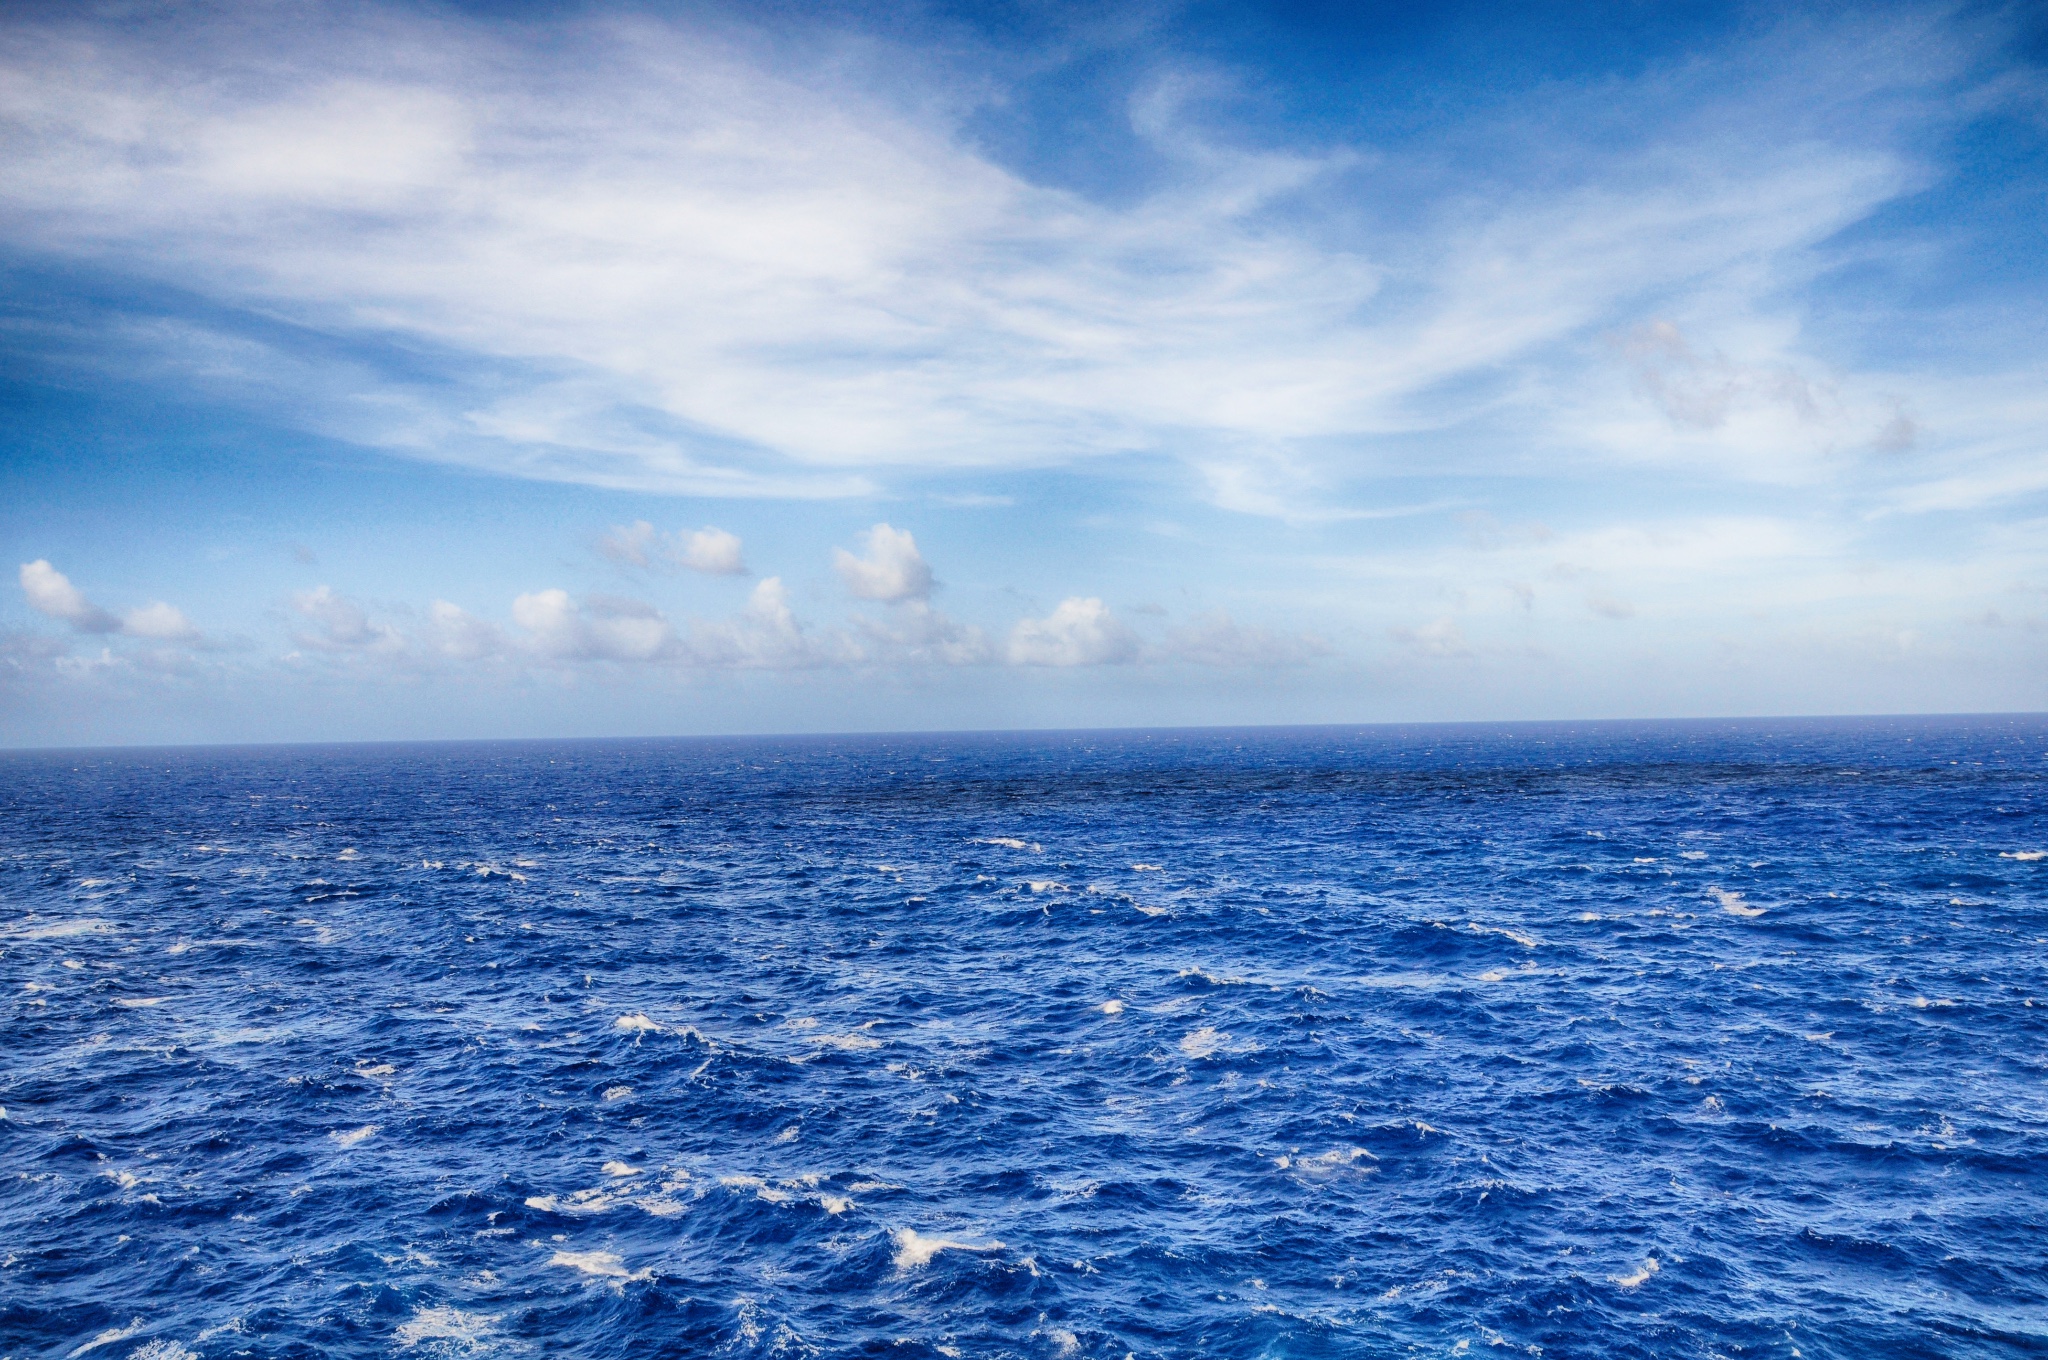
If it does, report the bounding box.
[1,0,2044,746]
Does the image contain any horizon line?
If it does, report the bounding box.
[4,709,2043,758]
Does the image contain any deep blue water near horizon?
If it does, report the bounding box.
[3,716,2046,1360]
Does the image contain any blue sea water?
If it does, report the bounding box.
[3,717,2047,1360]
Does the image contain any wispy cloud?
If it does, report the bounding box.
[0,4,2000,515]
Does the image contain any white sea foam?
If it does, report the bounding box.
[7,919,110,942]
[808,1033,882,1050]
[129,1343,199,1360]
[819,1194,853,1215]
[1132,903,1171,917]
[614,1014,660,1033]
[891,1228,1004,1269]
[394,1306,497,1348]
[602,1161,640,1177]
[1131,863,1164,871]
[1708,887,1765,916]
[2002,850,2046,861]
[357,1062,396,1077]
[114,998,165,1008]
[602,1085,633,1101]
[1025,880,1068,893]
[329,1125,378,1148]
[524,1195,558,1211]
[1612,1257,1660,1288]
[336,848,361,861]
[549,1248,651,1280]
[1678,850,1708,860]
[66,1318,145,1357]
[974,837,1039,851]
[1275,1147,1377,1174]
[1178,1027,1226,1058]
[1100,1000,1124,1015]
[1469,923,1539,948]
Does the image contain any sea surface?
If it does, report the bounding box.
[3,718,2046,1360]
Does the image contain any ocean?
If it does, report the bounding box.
[2,717,2045,1359]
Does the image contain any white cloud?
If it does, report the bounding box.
[20,559,202,642]
[510,589,674,662]
[21,560,120,633]
[687,577,838,669]
[291,585,401,653]
[1007,597,1137,666]
[0,6,1979,512]
[120,600,201,642]
[425,600,503,660]
[834,524,934,603]
[598,521,747,574]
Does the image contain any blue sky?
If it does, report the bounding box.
[2,0,2044,745]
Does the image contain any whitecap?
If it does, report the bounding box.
[1099,1000,1124,1015]
[114,998,165,1009]
[549,1248,652,1281]
[1707,887,1765,917]
[974,836,1039,851]
[129,1343,199,1360]
[1678,850,1708,860]
[1611,1257,1660,1288]
[890,1228,1004,1269]
[1178,1027,1226,1058]
[6,919,110,942]
[601,1161,640,1177]
[1131,863,1164,871]
[394,1306,497,1348]
[819,1194,853,1215]
[336,848,360,861]
[1275,1146,1377,1175]
[808,1033,882,1050]
[2001,850,2046,861]
[329,1125,378,1148]
[66,1318,144,1358]
[613,1014,660,1034]
[602,1086,633,1101]
[1025,880,1068,893]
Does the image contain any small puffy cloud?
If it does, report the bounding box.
[678,527,746,575]
[20,560,121,633]
[598,522,747,575]
[834,524,933,603]
[689,577,832,668]
[21,560,203,642]
[1161,612,1330,667]
[1007,597,1137,666]
[121,600,201,642]
[426,600,503,660]
[292,585,401,653]
[511,588,674,662]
